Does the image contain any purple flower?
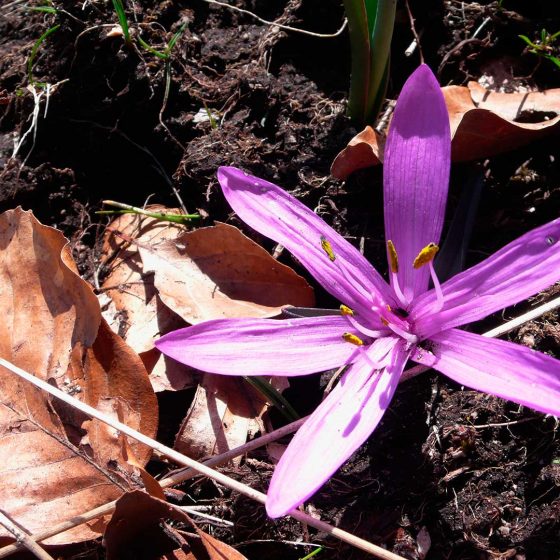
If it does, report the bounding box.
[156,65,560,518]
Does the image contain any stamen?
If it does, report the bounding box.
[342,332,364,346]
[384,322,418,346]
[413,243,439,269]
[345,314,387,338]
[320,236,382,310]
[386,241,407,307]
[428,260,444,311]
[340,304,354,316]
[375,304,408,332]
[320,236,336,262]
[387,240,399,273]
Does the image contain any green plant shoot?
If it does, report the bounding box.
[27,24,60,86]
[98,200,199,224]
[519,29,560,69]
[343,0,396,124]
[111,0,132,45]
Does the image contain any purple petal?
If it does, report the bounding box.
[412,329,560,417]
[266,336,408,517]
[383,64,451,303]
[218,166,395,315]
[411,218,560,339]
[155,316,360,376]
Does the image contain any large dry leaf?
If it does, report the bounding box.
[448,83,560,161]
[138,222,315,324]
[101,209,196,392]
[104,490,248,560]
[331,83,560,178]
[0,209,157,546]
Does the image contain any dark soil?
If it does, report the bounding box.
[1,1,559,559]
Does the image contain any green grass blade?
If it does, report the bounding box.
[519,34,538,49]
[27,6,58,14]
[27,24,60,84]
[243,377,300,422]
[299,547,324,560]
[365,0,396,122]
[166,22,188,53]
[111,0,131,44]
[138,36,169,59]
[343,0,396,124]
[343,0,371,123]
[545,54,560,68]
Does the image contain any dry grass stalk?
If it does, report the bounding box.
[0,511,55,560]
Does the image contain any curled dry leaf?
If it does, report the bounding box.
[104,490,248,560]
[0,208,157,546]
[100,209,196,392]
[138,221,315,324]
[331,83,560,179]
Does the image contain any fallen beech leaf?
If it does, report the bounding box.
[139,222,315,324]
[174,375,264,462]
[468,82,560,121]
[330,126,386,181]
[122,437,166,500]
[331,83,560,178]
[101,209,186,353]
[104,490,248,560]
[0,208,157,546]
[100,209,196,392]
[448,83,560,162]
[77,319,159,467]
[191,527,248,560]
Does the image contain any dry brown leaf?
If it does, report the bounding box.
[448,83,560,162]
[331,83,560,179]
[174,375,264,462]
[0,208,157,546]
[104,490,248,560]
[139,222,315,324]
[100,209,197,392]
[191,527,248,560]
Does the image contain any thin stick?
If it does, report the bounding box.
[401,294,560,382]
[202,0,348,39]
[482,295,560,339]
[404,0,424,63]
[0,511,55,560]
[159,416,306,487]
[0,358,406,560]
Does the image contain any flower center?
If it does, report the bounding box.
[319,236,444,350]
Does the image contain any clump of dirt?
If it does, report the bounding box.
[1,0,559,558]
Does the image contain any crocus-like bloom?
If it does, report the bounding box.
[156,65,560,518]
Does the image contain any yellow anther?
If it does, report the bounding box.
[320,236,336,262]
[340,305,354,316]
[413,243,439,269]
[387,240,399,273]
[342,332,364,346]
[380,317,389,327]
[386,304,392,312]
